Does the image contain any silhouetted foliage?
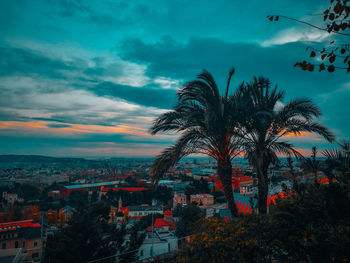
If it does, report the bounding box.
[176,180,350,262]
[175,203,205,238]
[150,68,242,217]
[185,178,210,196]
[68,190,88,210]
[44,201,145,263]
[238,77,334,214]
[268,0,350,73]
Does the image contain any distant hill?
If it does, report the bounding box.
[0,155,91,163]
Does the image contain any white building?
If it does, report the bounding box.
[128,205,163,218]
[138,231,178,260]
[2,192,23,206]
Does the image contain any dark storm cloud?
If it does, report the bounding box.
[121,37,347,98]
[120,36,350,139]
[0,46,75,79]
[91,82,176,109]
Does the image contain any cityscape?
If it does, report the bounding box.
[1,0,350,262]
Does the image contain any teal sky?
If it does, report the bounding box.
[0,0,349,157]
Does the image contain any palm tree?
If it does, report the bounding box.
[238,77,335,214]
[301,146,321,182]
[149,68,241,217]
[323,140,350,181]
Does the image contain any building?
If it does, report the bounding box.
[59,181,124,199]
[0,248,27,263]
[173,192,187,207]
[233,176,254,191]
[47,190,60,200]
[0,220,41,262]
[128,205,163,218]
[239,184,254,195]
[2,193,23,206]
[190,194,214,206]
[138,231,178,260]
[147,211,175,232]
[59,205,73,222]
[100,187,147,196]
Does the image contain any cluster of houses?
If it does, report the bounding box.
[0,166,260,261]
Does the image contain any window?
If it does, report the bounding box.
[2,243,6,249]
[22,241,25,248]
[140,250,143,256]
[34,241,38,247]
[15,241,18,248]
[32,253,39,259]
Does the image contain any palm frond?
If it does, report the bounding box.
[150,130,207,184]
[225,67,235,99]
[283,119,335,143]
[277,98,321,121]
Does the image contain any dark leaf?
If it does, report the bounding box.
[329,55,336,63]
[327,65,335,72]
[333,23,340,31]
[308,64,314,72]
[310,51,316,58]
[319,63,325,72]
[341,23,348,31]
[341,48,346,54]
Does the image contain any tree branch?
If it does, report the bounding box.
[268,15,350,37]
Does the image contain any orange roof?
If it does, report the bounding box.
[164,210,173,215]
[147,218,175,231]
[102,187,147,192]
[267,192,288,206]
[0,220,40,232]
[119,207,129,212]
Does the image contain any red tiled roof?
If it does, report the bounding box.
[267,192,288,206]
[164,210,173,215]
[0,220,40,232]
[147,217,175,231]
[102,187,147,192]
[119,207,128,212]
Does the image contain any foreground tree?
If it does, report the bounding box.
[174,203,205,238]
[323,139,350,181]
[239,77,334,214]
[150,68,241,216]
[177,180,350,263]
[44,201,145,263]
[301,146,321,182]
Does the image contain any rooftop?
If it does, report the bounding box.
[64,181,124,190]
[128,205,162,212]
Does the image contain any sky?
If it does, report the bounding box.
[0,0,349,158]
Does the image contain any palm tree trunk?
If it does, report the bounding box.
[256,157,269,214]
[217,159,238,217]
[257,172,268,214]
